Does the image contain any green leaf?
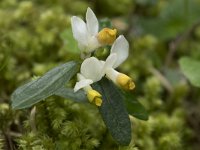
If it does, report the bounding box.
[55,87,87,102]
[123,91,149,121]
[60,28,79,54]
[11,61,79,109]
[93,78,131,146]
[179,57,200,87]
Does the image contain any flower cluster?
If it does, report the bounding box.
[71,7,135,106]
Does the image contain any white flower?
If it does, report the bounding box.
[74,57,104,92]
[74,57,104,106]
[101,35,135,90]
[74,35,135,94]
[71,7,117,58]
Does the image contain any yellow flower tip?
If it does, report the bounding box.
[87,89,102,106]
[108,28,117,36]
[95,97,102,106]
[116,73,135,90]
[97,28,117,45]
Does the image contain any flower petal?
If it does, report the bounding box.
[81,57,104,82]
[106,68,119,84]
[110,35,129,68]
[74,79,93,92]
[102,53,117,74]
[71,16,88,45]
[77,73,85,81]
[86,7,99,36]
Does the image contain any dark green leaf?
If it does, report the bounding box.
[123,91,149,121]
[55,87,87,102]
[11,61,79,109]
[179,57,200,87]
[93,78,131,146]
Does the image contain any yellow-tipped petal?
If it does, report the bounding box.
[87,89,101,102]
[116,73,135,90]
[97,28,117,45]
[95,97,102,106]
[87,89,102,106]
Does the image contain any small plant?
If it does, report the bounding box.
[11,7,148,146]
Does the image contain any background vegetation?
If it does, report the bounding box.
[1,0,200,149]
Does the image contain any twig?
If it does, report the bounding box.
[165,20,200,66]
[8,132,22,138]
[149,67,173,93]
[3,130,14,150]
[30,106,37,132]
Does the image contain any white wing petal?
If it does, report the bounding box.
[77,73,85,81]
[86,7,99,36]
[71,16,88,45]
[102,53,117,74]
[81,57,104,82]
[110,35,129,68]
[74,79,93,92]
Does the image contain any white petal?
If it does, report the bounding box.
[74,79,93,92]
[71,16,88,45]
[102,53,117,74]
[77,73,85,81]
[110,35,129,68]
[86,7,99,36]
[81,57,104,82]
[87,36,100,52]
[100,60,105,66]
[105,68,119,84]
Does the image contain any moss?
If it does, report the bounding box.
[0,0,198,149]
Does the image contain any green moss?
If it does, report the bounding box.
[0,0,198,149]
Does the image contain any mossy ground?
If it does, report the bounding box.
[1,0,200,149]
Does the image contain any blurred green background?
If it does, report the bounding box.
[1,0,200,149]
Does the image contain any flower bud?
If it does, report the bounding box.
[116,73,135,90]
[87,89,102,106]
[97,28,117,45]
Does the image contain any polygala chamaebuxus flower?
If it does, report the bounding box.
[74,35,135,106]
[101,35,135,91]
[74,73,103,106]
[71,7,117,59]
